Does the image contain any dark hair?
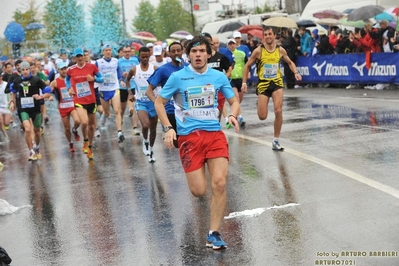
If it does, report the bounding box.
[138,47,150,54]
[14,59,23,66]
[168,41,183,51]
[118,47,124,53]
[201,32,212,40]
[4,62,13,68]
[263,26,276,35]
[185,36,212,56]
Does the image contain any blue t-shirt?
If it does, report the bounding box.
[160,65,235,135]
[118,56,139,89]
[148,62,188,114]
[218,48,234,64]
[237,44,251,58]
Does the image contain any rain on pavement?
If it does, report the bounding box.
[1,87,399,266]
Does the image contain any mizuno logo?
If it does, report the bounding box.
[352,62,366,76]
[312,61,326,76]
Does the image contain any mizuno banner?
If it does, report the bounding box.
[296,53,399,84]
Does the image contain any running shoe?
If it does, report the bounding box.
[95,128,101,137]
[87,147,94,159]
[100,114,106,126]
[129,108,134,117]
[82,141,89,154]
[133,127,140,136]
[142,140,150,156]
[206,231,227,250]
[28,151,37,161]
[40,126,44,135]
[4,126,9,130]
[34,147,42,160]
[225,122,232,129]
[69,143,75,152]
[272,140,284,151]
[118,132,125,143]
[72,128,80,141]
[239,117,246,128]
[148,151,156,163]
[44,116,49,124]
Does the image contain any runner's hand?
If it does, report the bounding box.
[68,88,75,96]
[87,75,95,82]
[229,116,240,133]
[164,129,177,149]
[241,83,248,93]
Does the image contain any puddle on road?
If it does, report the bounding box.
[284,97,399,129]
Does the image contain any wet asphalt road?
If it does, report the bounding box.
[1,87,399,266]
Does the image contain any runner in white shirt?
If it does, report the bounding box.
[96,44,125,143]
[0,73,11,141]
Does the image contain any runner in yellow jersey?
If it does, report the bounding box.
[241,26,302,151]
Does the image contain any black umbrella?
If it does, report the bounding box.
[348,5,384,21]
[217,21,246,33]
[296,19,317,28]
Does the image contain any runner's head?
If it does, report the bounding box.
[138,47,151,65]
[74,48,85,65]
[168,42,183,64]
[185,35,212,57]
[57,61,68,78]
[102,44,113,59]
[263,26,276,45]
[20,61,31,78]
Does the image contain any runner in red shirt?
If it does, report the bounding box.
[50,61,81,152]
[66,48,104,159]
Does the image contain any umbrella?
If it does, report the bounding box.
[342,8,355,15]
[237,25,263,34]
[25,22,45,30]
[170,30,191,39]
[338,16,371,28]
[247,29,263,40]
[131,31,157,42]
[374,12,396,22]
[262,17,298,29]
[130,42,142,51]
[217,21,246,33]
[316,18,340,26]
[313,10,344,20]
[348,5,385,21]
[3,22,25,43]
[385,7,399,16]
[296,19,317,28]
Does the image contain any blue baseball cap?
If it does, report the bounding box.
[102,44,112,51]
[57,61,68,69]
[74,48,84,56]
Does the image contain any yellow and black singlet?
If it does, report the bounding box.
[256,44,283,94]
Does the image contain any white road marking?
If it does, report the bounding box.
[224,131,399,200]
[224,203,300,219]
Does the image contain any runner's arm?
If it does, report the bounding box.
[241,46,260,92]
[280,47,302,81]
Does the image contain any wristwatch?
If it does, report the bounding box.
[164,126,174,132]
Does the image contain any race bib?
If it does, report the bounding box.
[61,88,73,102]
[103,73,116,86]
[138,86,149,101]
[59,101,75,109]
[76,82,91,98]
[187,85,215,109]
[263,63,278,79]
[21,97,34,109]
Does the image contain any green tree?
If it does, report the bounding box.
[254,3,275,14]
[155,0,193,40]
[43,0,86,50]
[132,1,157,33]
[90,0,124,49]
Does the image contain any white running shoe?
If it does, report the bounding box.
[133,127,140,136]
[142,140,150,156]
[100,114,107,126]
[148,151,156,163]
[95,128,101,137]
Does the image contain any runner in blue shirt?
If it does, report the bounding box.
[155,35,240,250]
[146,41,188,147]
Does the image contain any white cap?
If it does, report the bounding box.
[227,38,236,44]
[162,42,168,49]
[233,31,242,38]
[146,43,154,48]
[153,45,163,56]
[185,34,194,40]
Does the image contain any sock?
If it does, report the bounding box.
[238,115,243,119]
[273,138,279,143]
[143,138,148,143]
[209,230,214,236]
[150,146,153,152]
[88,145,92,149]
[84,139,88,142]
[118,130,121,133]
[30,149,35,154]
[225,117,228,123]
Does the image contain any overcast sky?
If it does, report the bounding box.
[1,0,276,38]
